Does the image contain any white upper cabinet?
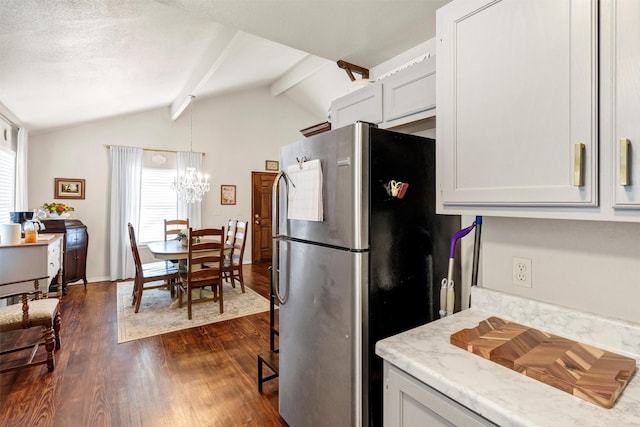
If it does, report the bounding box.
[331,84,383,129]
[382,58,436,127]
[330,57,436,130]
[437,0,598,209]
[604,0,640,210]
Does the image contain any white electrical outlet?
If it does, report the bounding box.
[512,257,532,287]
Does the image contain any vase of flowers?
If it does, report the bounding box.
[176,229,189,246]
[176,229,200,246]
[42,202,74,218]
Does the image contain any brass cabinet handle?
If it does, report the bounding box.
[620,138,631,186]
[573,143,585,187]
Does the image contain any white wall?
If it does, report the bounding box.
[28,87,317,282]
[477,217,640,324]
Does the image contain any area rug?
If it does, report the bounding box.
[116,281,270,343]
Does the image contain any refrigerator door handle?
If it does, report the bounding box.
[272,171,290,304]
[272,170,295,239]
[276,239,290,304]
[272,238,289,305]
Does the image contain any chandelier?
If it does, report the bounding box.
[172,166,210,203]
[171,95,210,203]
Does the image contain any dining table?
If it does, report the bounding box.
[146,239,189,260]
[146,238,231,261]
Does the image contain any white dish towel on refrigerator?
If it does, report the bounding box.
[287,159,323,221]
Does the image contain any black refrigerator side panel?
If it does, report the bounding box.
[366,128,460,427]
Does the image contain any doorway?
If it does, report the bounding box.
[251,172,277,263]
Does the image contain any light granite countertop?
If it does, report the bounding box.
[375,287,640,427]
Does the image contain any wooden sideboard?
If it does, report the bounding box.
[42,219,88,291]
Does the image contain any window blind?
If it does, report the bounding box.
[0,147,16,224]
[138,168,178,243]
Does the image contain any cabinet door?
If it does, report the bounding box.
[330,83,383,129]
[63,228,88,283]
[65,247,79,282]
[607,0,640,208]
[382,58,436,127]
[64,231,76,282]
[384,363,496,427]
[437,0,598,207]
[67,228,84,248]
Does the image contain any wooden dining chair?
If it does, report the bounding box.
[222,221,248,293]
[164,219,189,240]
[177,227,225,320]
[224,219,237,261]
[0,277,61,373]
[128,223,180,313]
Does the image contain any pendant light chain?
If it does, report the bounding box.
[189,94,194,153]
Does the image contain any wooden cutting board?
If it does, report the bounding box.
[450,317,636,408]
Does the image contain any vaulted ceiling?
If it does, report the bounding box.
[0,0,449,133]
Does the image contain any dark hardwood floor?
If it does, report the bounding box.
[0,263,286,427]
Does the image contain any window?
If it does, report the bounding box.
[0,146,16,224]
[138,168,178,243]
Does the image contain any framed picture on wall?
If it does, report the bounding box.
[265,160,279,171]
[55,178,86,199]
[221,185,236,205]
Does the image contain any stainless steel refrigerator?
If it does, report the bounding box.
[272,122,460,427]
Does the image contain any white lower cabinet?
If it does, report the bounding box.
[383,362,497,427]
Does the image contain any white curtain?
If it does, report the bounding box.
[15,128,28,210]
[109,145,143,281]
[176,151,203,228]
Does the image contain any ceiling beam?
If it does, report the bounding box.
[270,55,331,97]
[170,26,240,121]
